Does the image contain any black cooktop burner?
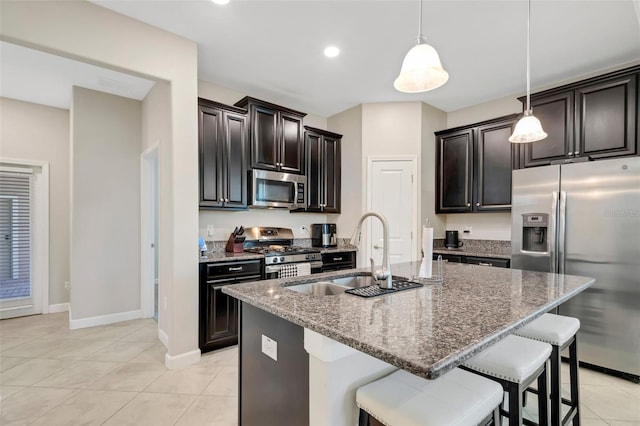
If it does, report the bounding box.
[244,245,320,256]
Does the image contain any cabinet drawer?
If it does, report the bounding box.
[465,256,510,268]
[205,260,262,281]
[321,251,356,271]
[433,253,464,263]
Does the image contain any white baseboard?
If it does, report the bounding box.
[165,348,201,370]
[48,303,69,313]
[69,309,142,330]
[158,328,169,349]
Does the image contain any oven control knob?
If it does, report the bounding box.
[272,258,278,263]
[280,257,285,262]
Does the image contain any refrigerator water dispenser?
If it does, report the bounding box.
[522,213,548,252]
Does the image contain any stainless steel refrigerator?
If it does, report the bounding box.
[511,157,640,380]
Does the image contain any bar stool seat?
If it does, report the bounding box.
[462,334,552,426]
[515,313,581,426]
[356,368,503,426]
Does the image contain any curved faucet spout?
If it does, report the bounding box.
[351,211,393,289]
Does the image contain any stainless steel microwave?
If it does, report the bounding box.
[249,169,306,209]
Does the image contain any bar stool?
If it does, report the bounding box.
[515,313,581,426]
[356,368,503,426]
[461,334,552,426]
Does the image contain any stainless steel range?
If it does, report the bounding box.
[243,227,322,279]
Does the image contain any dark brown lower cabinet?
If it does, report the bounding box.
[433,253,510,268]
[240,303,309,426]
[199,260,262,353]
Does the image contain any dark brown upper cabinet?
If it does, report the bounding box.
[519,66,638,167]
[298,126,342,213]
[198,98,248,210]
[234,97,306,174]
[435,114,518,213]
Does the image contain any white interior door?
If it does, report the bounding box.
[367,158,417,268]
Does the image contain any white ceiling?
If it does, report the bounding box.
[2,1,639,117]
[0,41,155,109]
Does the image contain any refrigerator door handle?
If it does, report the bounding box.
[558,191,567,274]
[550,191,558,273]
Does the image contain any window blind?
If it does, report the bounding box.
[0,169,32,299]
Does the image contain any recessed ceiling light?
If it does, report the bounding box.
[323,46,340,58]
[211,0,230,5]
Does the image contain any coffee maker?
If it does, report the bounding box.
[445,230,463,249]
[311,223,337,248]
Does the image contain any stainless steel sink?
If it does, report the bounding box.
[286,282,353,296]
[285,273,415,296]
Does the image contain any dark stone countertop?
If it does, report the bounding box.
[199,246,357,264]
[222,260,594,380]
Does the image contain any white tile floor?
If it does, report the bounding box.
[1,312,638,425]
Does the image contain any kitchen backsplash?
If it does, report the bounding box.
[204,238,353,254]
[433,238,511,257]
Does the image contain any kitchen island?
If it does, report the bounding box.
[223,260,595,426]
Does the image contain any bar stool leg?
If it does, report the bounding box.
[508,381,523,426]
[550,345,562,426]
[358,408,370,426]
[538,360,549,426]
[569,338,580,426]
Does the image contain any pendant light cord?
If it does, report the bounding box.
[526,0,531,112]
[417,0,424,44]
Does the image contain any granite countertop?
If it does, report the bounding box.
[432,239,512,259]
[223,260,594,379]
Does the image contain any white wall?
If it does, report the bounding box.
[1,0,200,367]
[420,102,447,239]
[327,105,362,239]
[141,81,170,339]
[197,80,336,241]
[70,87,141,320]
[0,97,70,306]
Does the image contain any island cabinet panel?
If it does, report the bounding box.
[240,303,308,426]
[519,65,639,167]
[297,126,342,213]
[198,98,248,210]
[235,96,306,174]
[436,114,517,213]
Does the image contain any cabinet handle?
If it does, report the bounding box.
[333,257,343,261]
[225,198,229,202]
[467,203,471,207]
[479,262,493,266]
[219,198,224,202]
[574,151,579,155]
[568,152,574,156]
[476,202,480,207]
[228,266,243,272]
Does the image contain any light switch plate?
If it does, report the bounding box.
[261,334,278,361]
[207,225,214,237]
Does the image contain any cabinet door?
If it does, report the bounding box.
[250,104,279,171]
[321,136,341,213]
[203,283,238,350]
[279,112,304,174]
[436,129,473,213]
[474,118,516,211]
[198,105,223,208]
[304,131,322,211]
[576,73,637,159]
[222,111,248,209]
[521,92,574,167]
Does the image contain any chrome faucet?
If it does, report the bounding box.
[350,211,393,289]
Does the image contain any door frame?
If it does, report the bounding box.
[140,143,159,319]
[0,158,49,318]
[365,155,419,266]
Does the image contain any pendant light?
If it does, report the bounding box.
[394,0,448,93]
[509,0,547,143]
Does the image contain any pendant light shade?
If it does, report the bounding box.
[510,0,547,143]
[508,110,548,143]
[394,42,449,93]
[394,0,448,93]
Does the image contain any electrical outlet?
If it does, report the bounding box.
[207,225,214,237]
[261,334,278,361]
[64,281,70,290]
[299,225,306,233]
